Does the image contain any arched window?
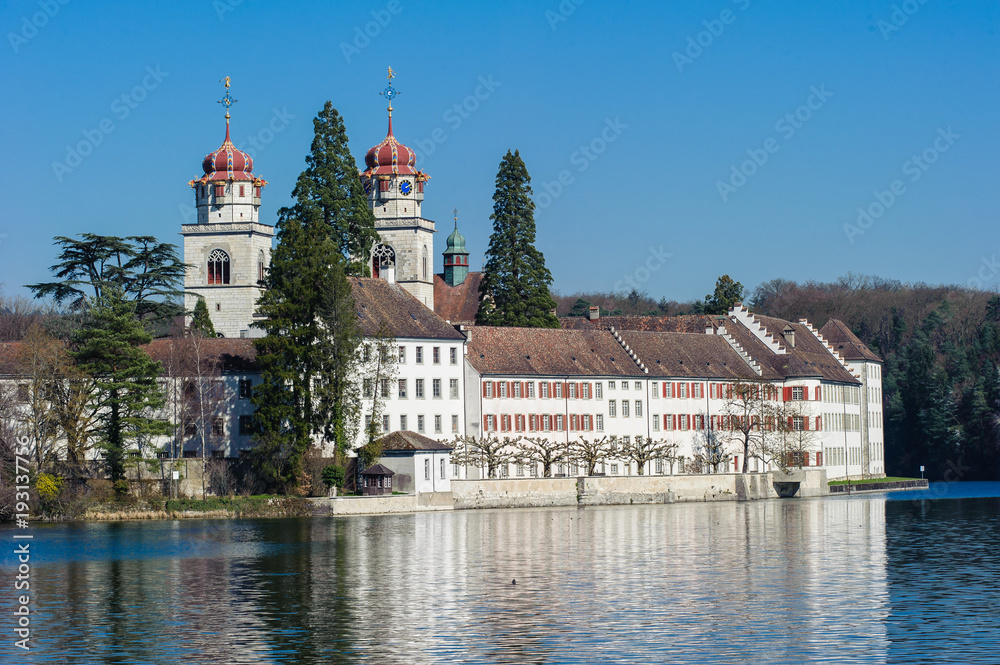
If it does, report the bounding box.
[257,250,266,283]
[371,244,395,279]
[422,245,429,280]
[208,249,230,285]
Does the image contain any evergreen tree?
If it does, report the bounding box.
[251,203,362,489]
[190,297,216,338]
[72,287,169,483]
[703,275,745,315]
[477,150,559,328]
[286,102,379,275]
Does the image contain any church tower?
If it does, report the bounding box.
[182,78,273,338]
[360,68,435,308]
[442,210,470,286]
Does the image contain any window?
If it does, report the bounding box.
[398,379,407,398]
[399,346,406,363]
[440,458,446,479]
[595,382,603,399]
[634,381,641,391]
[793,416,804,431]
[212,417,224,436]
[415,379,424,398]
[417,415,425,432]
[635,401,642,417]
[258,250,266,283]
[207,249,230,285]
[568,383,577,399]
[513,381,521,398]
[434,415,442,433]
[450,379,459,399]
[622,401,629,418]
[499,382,507,398]
[425,458,431,481]
[239,184,245,197]
[541,382,550,399]
[555,383,563,398]
[381,379,390,398]
[239,379,253,399]
[664,383,673,398]
[363,379,373,398]
[365,415,371,431]
[678,383,688,398]
[652,415,660,431]
[621,381,628,391]
[664,414,674,431]
[652,382,658,398]
[693,383,703,399]
[400,415,407,431]
[433,379,442,398]
[383,415,390,432]
[527,382,535,398]
[792,386,804,400]
[483,381,492,398]
[555,414,564,431]
[609,400,617,418]
[582,383,590,399]
[238,415,253,435]
[452,414,459,433]
[609,381,616,390]
[596,415,604,431]
[433,347,440,364]
[450,347,458,365]
[416,346,423,364]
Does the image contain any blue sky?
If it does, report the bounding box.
[1,0,997,303]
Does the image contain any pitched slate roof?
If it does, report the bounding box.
[378,430,453,452]
[615,331,773,380]
[466,326,644,377]
[433,272,483,325]
[351,277,465,340]
[819,319,883,363]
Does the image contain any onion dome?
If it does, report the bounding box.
[445,225,467,255]
[197,121,255,182]
[360,116,430,181]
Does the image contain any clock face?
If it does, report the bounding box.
[400,180,412,196]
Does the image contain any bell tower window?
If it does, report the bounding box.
[257,250,266,283]
[371,244,396,280]
[208,249,230,285]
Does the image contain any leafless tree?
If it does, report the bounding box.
[720,379,784,473]
[357,322,398,471]
[622,436,679,475]
[516,436,568,477]
[448,434,520,479]
[569,435,612,476]
[692,420,729,473]
[777,400,819,472]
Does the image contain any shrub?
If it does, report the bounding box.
[322,464,345,490]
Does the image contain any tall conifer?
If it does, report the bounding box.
[477,150,559,328]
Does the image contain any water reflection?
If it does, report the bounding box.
[2,489,999,664]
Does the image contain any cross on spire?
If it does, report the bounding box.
[452,208,460,229]
[218,76,238,122]
[380,66,400,115]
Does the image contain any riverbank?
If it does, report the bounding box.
[41,495,314,522]
[829,479,929,494]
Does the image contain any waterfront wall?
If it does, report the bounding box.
[313,492,455,516]
[451,477,579,509]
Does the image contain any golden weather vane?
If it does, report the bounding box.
[380,66,400,114]
[453,208,460,228]
[218,77,237,119]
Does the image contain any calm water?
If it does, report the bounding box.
[2,482,999,664]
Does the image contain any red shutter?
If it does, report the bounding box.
[803,418,810,430]
[483,383,489,398]
[726,384,733,399]
[787,416,793,429]
[483,415,489,432]
[588,382,594,399]
[522,382,528,396]
[686,414,691,429]
[783,387,792,401]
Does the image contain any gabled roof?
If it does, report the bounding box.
[819,319,883,363]
[466,326,644,377]
[351,277,465,341]
[615,331,771,380]
[433,272,483,325]
[378,430,453,452]
[145,338,258,373]
[561,314,722,333]
[360,463,395,477]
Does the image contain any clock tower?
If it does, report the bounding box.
[360,68,435,308]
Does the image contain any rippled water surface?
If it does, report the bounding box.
[2,482,999,664]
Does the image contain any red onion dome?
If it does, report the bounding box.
[361,116,428,179]
[196,122,256,182]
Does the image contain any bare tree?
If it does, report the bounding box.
[777,400,818,472]
[569,435,612,476]
[357,322,398,472]
[15,326,67,470]
[517,436,568,477]
[622,436,677,475]
[720,379,783,473]
[449,434,520,479]
[0,383,20,520]
[692,420,729,473]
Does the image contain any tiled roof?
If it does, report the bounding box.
[819,319,883,363]
[727,313,859,384]
[466,326,644,377]
[145,338,258,373]
[433,272,483,325]
[360,463,395,476]
[351,278,465,340]
[378,430,453,452]
[561,314,723,333]
[615,331,767,380]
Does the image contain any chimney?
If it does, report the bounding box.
[589,306,600,321]
[782,324,795,348]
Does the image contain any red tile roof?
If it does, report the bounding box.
[615,331,765,380]
[433,272,483,325]
[352,277,465,340]
[466,326,644,377]
[378,430,453,452]
[561,314,723,333]
[819,319,883,363]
